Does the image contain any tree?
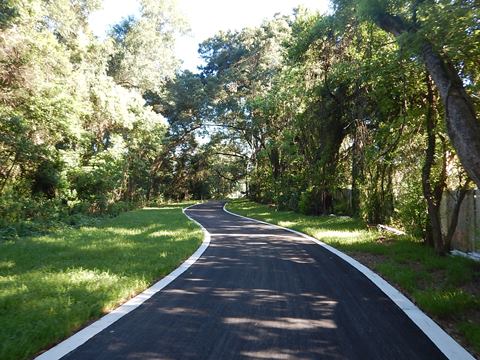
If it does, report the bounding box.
[336,0,480,188]
[107,0,188,93]
[0,0,184,229]
[421,74,471,254]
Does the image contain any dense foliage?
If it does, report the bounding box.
[1,1,479,255]
[160,1,479,255]
[0,0,187,238]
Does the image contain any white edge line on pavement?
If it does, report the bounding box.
[35,204,210,360]
[222,203,474,360]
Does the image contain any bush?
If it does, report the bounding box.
[298,189,315,215]
[0,193,67,240]
[68,152,125,213]
[394,181,427,237]
[333,197,350,216]
[0,185,138,241]
[107,201,136,216]
[276,191,300,211]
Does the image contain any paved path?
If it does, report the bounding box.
[62,201,449,359]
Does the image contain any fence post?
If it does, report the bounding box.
[475,189,480,253]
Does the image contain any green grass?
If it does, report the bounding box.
[414,290,478,317]
[227,199,480,355]
[0,203,203,360]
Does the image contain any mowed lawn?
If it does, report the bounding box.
[227,199,480,357]
[0,204,203,360]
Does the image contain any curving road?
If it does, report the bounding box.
[60,201,452,359]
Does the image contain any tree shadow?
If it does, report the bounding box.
[62,201,447,360]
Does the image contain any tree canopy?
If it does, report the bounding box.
[1,1,479,255]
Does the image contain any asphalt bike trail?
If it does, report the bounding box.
[57,201,452,359]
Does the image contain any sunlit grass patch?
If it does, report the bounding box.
[227,199,480,356]
[0,203,202,360]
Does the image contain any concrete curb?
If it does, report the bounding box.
[35,204,210,360]
[223,203,474,360]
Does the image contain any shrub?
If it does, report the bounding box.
[107,201,135,216]
[394,180,427,237]
[298,188,315,215]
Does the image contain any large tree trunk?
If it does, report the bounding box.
[444,186,469,252]
[351,119,367,216]
[421,74,446,254]
[421,43,480,188]
[426,201,444,253]
[375,13,480,188]
[421,74,471,254]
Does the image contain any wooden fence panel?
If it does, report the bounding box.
[440,190,479,253]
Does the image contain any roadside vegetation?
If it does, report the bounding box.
[2,1,479,255]
[1,0,479,357]
[227,199,480,356]
[0,203,202,360]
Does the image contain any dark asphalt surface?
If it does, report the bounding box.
[62,201,447,360]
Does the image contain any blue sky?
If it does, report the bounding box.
[89,0,330,71]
